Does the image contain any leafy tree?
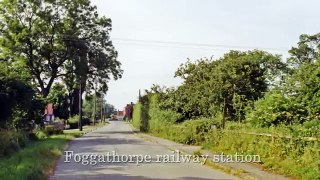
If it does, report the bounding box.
[0,62,43,129]
[83,92,107,122]
[287,60,320,119]
[286,33,320,120]
[83,95,94,119]
[105,103,115,118]
[0,0,122,98]
[248,33,320,127]
[288,33,320,68]
[246,89,306,127]
[162,50,287,122]
[47,83,69,119]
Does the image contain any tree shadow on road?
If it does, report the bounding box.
[94,130,139,135]
[52,168,232,180]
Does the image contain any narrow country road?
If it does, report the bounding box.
[51,121,237,180]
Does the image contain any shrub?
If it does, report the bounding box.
[132,103,142,130]
[170,118,219,145]
[43,125,63,136]
[246,90,305,127]
[0,130,28,157]
[134,93,220,145]
[147,94,182,132]
[35,131,48,139]
[66,115,91,129]
[51,120,65,131]
[82,116,91,125]
[204,127,320,180]
[303,119,320,129]
[67,115,79,129]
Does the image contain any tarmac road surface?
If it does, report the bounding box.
[51,121,237,180]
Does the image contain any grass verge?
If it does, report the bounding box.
[132,95,319,180]
[0,123,106,180]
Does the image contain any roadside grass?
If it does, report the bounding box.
[133,96,320,180]
[201,124,320,180]
[0,123,106,180]
[158,123,319,180]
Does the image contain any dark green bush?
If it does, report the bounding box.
[246,90,306,127]
[82,116,91,125]
[67,115,79,129]
[0,130,28,157]
[157,118,219,145]
[67,115,91,129]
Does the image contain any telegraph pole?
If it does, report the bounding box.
[139,89,141,102]
[93,80,97,126]
[79,82,83,131]
[93,90,96,126]
[100,96,103,123]
[104,99,106,122]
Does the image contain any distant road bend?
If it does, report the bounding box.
[51,121,237,180]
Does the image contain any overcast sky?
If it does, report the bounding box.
[91,0,320,110]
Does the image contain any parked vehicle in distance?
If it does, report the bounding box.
[109,114,117,121]
[116,115,124,121]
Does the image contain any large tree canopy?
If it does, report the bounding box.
[246,33,320,127]
[0,62,44,129]
[0,0,122,97]
[288,33,320,68]
[160,50,287,121]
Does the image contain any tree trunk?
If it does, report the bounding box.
[70,88,80,116]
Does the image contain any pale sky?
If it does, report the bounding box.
[91,0,320,110]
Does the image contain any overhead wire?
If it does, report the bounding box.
[112,37,289,53]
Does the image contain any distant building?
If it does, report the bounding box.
[117,110,124,116]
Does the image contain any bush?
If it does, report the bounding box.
[148,94,182,131]
[82,116,91,126]
[35,131,48,139]
[132,103,142,130]
[135,93,219,145]
[67,115,79,129]
[159,118,219,145]
[51,120,65,130]
[67,115,91,129]
[303,119,320,129]
[246,90,306,127]
[43,125,63,136]
[204,127,320,180]
[0,130,28,157]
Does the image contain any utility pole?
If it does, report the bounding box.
[93,91,96,126]
[78,82,83,131]
[103,101,106,122]
[100,95,103,123]
[138,89,141,102]
[222,97,226,129]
